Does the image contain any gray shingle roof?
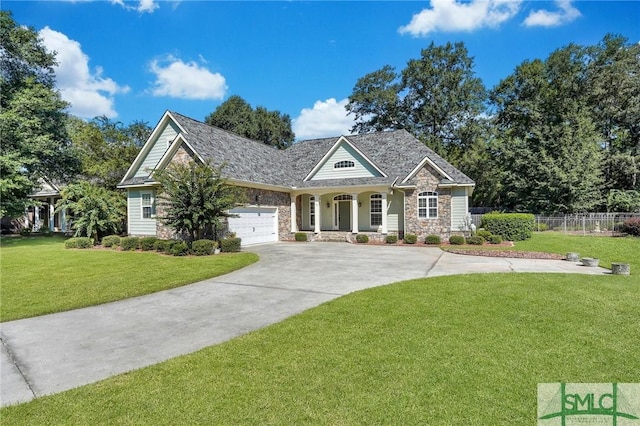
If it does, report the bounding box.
[122,111,474,189]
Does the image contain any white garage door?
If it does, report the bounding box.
[228,207,278,245]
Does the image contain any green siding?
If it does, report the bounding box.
[134,122,179,178]
[451,188,468,232]
[310,143,382,180]
[387,191,403,232]
[128,189,157,236]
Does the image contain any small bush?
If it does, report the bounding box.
[385,234,398,244]
[154,239,168,252]
[65,237,93,249]
[481,213,534,241]
[163,240,179,254]
[489,235,503,244]
[449,235,465,245]
[620,217,640,237]
[425,234,441,245]
[140,237,158,251]
[403,233,418,244]
[466,236,485,245]
[20,228,32,236]
[171,241,189,256]
[294,232,308,242]
[476,230,492,240]
[355,234,369,243]
[102,235,121,248]
[537,223,549,232]
[221,237,242,252]
[192,239,216,256]
[120,236,140,251]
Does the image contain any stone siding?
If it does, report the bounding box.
[404,165,452,240]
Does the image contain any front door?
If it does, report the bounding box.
[338,201,351,231]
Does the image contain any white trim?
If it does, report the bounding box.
[140,190,155,220]
[303,136,387,181]
[309,196,316,229]
[370,193,382,228]
[402,156,454,184]
[151,135,205,177]
[418,191,438,219]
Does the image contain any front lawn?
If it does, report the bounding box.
[1,234,637,424]
[2,272,637,424]
[0,236,258,321]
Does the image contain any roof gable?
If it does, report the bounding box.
[304,136,386,181]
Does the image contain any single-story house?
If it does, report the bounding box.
[118,111,475,244]
[23,178,69,233]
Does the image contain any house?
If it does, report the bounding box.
[118,111,475,244]
[21,178,69,233]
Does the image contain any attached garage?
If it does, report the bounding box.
[227,207,278,245]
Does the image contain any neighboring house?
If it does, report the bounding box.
[118,111,475,244]
[22,178,69,233]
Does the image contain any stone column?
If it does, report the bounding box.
[313,194,321,234]
[351,193,359,233]
[381,192,388,234]
[290,194,298,233]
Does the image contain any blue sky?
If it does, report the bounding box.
[6,0,639,140]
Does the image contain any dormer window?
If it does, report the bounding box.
[334,160,355,169]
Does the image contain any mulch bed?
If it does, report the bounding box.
[445,248,564,260]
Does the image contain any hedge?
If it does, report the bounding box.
[620,217,640,237]
[385,234,398,244]
[120,236,140,251]
[101,235,121,248]
[355,234,369,243]
[192,239,216,256]
[171,241,189,256]
[403,233,418,244]
[140,237,158,251]
[65,237,93,249]
[294,232,308,242]
[449,235,465,245]
[221,237,242,252]
[481,213,535,241]
[466,235,485,245]
[425,234,441,245]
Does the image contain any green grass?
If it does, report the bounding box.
[2,273,637,425]
[0,236,258,321]
[1,234,637,424]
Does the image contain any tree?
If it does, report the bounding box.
[205,95,294,149]
[55,182,126,241]
[490,44,604,213]
[153,161,244,242]
[346,42,486,156]
[67,116,149,189]
[0,11,80,217]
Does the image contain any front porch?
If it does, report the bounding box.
[294,230,400,243]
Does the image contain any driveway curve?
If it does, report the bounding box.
[0,242,608,406]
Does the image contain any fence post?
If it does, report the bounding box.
[564,216,567,234]
[583,216,586,236]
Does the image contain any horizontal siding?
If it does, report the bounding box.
[134,122,179,178]
[128,190,157,236]
[451,188,468,232]
[387,191,403,232]
[311,144,381,180]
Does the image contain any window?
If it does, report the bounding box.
[309,196,315,227]
[141,192,154,219]
[418,192,438,219]
[370,194,382,227]
[334,160,355,169]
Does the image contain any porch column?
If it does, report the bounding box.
[49,197,55,231]
[313,194,321,234]
[381,192,388,234]
[24,207,30,229]
[61,209,67,232]
[290,194,298,233]
[34,203,40,230]
[351,193,359,233]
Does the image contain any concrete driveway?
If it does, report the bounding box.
[0,243,608,406]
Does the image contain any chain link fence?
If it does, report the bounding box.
[470,213,640,236]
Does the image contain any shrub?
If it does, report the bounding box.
[476,230,492,240]
[154,239,168,252]
[220,237,242,252]
[102,235,121,248]
[170,241,189,256]
[355,234,369,243]
[65,237,93,249]
[488,235,503,244]
[537,223,549,232]
[140,237,158,251]
[403,233,418,244]
[192,239,216,256]
[449,235,465,245]
[294,232,308,242]
[120,236,140,251]
[466,236,485,245]
[385,234,398,244]
[481,213,534,241]
[620,217,640,237]
[163,240,179,254]
[425,234,441,245]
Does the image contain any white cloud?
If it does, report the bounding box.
[39,27,129,118]
[149,57,227,100]
[110,0,159,13]
[292,98,355,140]
[523,0,581,27]
[399,0,521,36]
